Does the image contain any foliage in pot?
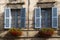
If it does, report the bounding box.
[39,28,54,37]
[9,28,22,36]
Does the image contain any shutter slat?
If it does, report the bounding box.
[52,7,58,28]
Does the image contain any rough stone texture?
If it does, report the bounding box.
[0,0,60,40]
[25,38,60,40]
[0,30,59,40]
[0,14,4,30]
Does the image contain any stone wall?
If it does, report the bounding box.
[0,0,60,40]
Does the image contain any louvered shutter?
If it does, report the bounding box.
[52,7,58,28]
[4,7,12,29]
[35,7,41,28]
[20,8,26,28]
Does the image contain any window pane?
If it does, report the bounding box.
[14,11,18,27]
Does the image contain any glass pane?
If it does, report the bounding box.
[41,8,52,28]
[14,11,18,27]
[11,9,20,28]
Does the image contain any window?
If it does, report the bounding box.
[4,8,26,29]
[34,7,58,28]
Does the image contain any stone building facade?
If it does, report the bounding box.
[0,0,60,40]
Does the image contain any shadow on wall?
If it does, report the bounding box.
[57,15,60,35]
[0,31,48,40]
[1,31,24,40]
[31,32,50,40]
[38,0,42,2]
[32,10,35,29]
[3,31,19,40]
[0,12,4,31]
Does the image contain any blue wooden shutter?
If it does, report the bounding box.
[20,8,26,28]
[52,7,58,28]
[35,7,41,28]
[4,7,12,29]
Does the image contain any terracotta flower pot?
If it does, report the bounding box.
[9,28,22,36]
[39,28,54,37]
